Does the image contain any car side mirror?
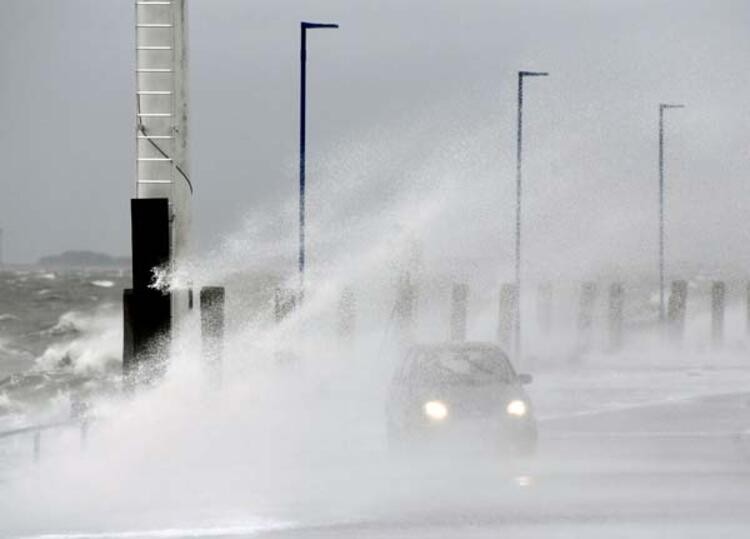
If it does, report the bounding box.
[518,373,533,385]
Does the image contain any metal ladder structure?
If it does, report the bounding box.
[135,0,191,263]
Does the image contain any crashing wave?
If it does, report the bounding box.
[36,308,122,374]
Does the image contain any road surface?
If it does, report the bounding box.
[254,391,750,538]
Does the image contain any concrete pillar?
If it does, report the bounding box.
[123,289,135,383]
[450,283,469,342]
[123,290,171,382]
[497,283,518,351]
[395,273,417,346]
[124,198,172,382]
[667,280,688,341]
[536,283,553,335]
[608,283,624,352]
[577,282,597,352]
[274,288,297,323]
[711,281,725,347]
[337,287,356,343]
[200,287,225,380]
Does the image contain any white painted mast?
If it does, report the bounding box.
[135,0,191,321]
[135,0,191,260]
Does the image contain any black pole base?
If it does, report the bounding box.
[123,198,172,385]
[123,288,171,387]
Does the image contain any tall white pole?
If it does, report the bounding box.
[135,0,191,261]
[135,0,192,308]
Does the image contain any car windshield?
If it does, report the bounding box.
[408,348,514,386]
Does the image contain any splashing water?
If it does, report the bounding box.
[3,103,750,538]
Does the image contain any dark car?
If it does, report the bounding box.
[386,342,537,455]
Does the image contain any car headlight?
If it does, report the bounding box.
[423,400,448,421]
[506,399,527,417]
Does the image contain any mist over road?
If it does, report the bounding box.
[255,391,750,539]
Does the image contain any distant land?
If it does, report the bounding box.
[37,250,130,269]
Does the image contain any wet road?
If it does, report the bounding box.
[258,391,750,538]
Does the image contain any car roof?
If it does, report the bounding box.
[397,342,518,379]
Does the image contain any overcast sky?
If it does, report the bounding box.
[1,0,750,279]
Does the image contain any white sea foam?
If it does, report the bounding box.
[36,309,122,374]
[91,280,115,288]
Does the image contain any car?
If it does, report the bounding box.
[386,342,537,456]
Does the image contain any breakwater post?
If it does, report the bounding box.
[608,283,624,352]
[711,281,725,347]
[450,283,468,342]
[577,282,597,353]
[201,286,225,384]
[274,288,297,323]
[667,280,688,342]
[395,273,417,347]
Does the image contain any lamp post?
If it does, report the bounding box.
[514,70,548,362]
[299,21,339,304]
[658,103,684,323]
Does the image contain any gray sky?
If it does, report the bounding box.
[1,0,750,278]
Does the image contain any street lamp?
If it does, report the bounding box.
[514,70,548,362]
[658,103,684,323]
[299,21,339,303]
